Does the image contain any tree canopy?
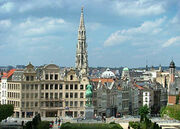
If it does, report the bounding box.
[0,104,14,122]
[139,105,150,122]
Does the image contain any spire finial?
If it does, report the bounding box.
[81,6,84,13]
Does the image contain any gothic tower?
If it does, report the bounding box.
[169,60,175,83]
[75,7,88,76]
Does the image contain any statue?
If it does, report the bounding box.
[85,84,93,107]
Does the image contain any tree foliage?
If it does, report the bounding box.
[138,105,150,122]
[164,105,180,120]
[0,104,14,122]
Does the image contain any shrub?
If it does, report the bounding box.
[37,121,50,129]
[61,122,123,129]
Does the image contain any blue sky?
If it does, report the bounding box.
[0,0,180,68]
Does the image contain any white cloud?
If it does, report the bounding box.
[18,0,63,13]
[0,2,14,13]
[113,0,165,16]
[104,17,165,47]
[162,36,180,48]
[0,19,11,27]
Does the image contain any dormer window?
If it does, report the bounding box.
[70,75,73,80]
[26,76,29,81]
[31,76,34,81]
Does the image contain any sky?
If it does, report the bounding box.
[0,0,180,68]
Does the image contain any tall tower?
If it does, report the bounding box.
[75,7,88,76]
[169,60,175,83]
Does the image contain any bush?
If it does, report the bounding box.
[37,121,50,129]
[61,122,123,129]
[0,104,14,122]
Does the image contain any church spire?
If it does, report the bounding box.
[76,7,88,77]
[79,6,85,30]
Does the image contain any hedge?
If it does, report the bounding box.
[61,122,123,129]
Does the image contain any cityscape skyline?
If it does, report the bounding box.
[0,0,179,67]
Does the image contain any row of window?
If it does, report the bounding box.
[22,101,38,108]
[8,92,20,99]
[8,84,20,90]
[22,93,38,99]
[8,100,20,107]
[45,74,59,80]
[41,92,84,99]
[22,84,39,90]
[41,84,85,90]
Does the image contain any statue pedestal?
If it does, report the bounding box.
[85,106,94,119]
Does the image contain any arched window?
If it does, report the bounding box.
[70,75,73,80]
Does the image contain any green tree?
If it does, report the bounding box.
[0,104,14,122]
[138,105,150,122]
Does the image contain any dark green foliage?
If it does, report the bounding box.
[176,95,179,104]
[32,113,41,129]
[109,122,116,124]
[161,105,180,120]
[138,105,149,122]
[61,122,123,129]
[24,114,50,129]
[24,121,33,129]
[0,104,14,122]
[129,118,162,129]
[37,121,50,129]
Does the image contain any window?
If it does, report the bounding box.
[66,93,69,98]
[31,84,34,90]
[50,84,53,90]
[66,84,69,90]
[59,102,63,107]
[22,84,25,90]
[41,93,44,98]
[35,102,38,107]
[46,84,49,89]
[80,101,84,107]
[45,93,49,98]
[22,93,25,98]
[31,76,34,81]
[70,101,73,107]
[26,76,29,81]
[31,102,34,107]
[55,84,58,89]
[26,84,29,90]
[35,84,38,90]
[35,93,38,98]
[55,74,58,80]
[22,102,24,107]
[45,74,48,80]
[59,93,63,98]
[50,74,53,80]
[31,93,33,98]
[70,75,73,80]
[50,93,53,99]
[75,84,78,89]
[26,102,29,107]
[80,85,84,90]
[74,93,78,98]
[80,93,84,98]
[70,93,73,98]
[41,84,44,90]
[26,93,29,98]
[65,101,69,107]
[70,84,73,90]
[41,102,44,107]
[59,84,63,89]
[55,93,58,99]
[74,101,78,107]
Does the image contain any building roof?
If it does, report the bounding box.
[134,83,144,90]
[2,69,16,79]
[91,78,114,85]
[101,68,116,78]
[123,67,129,71]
